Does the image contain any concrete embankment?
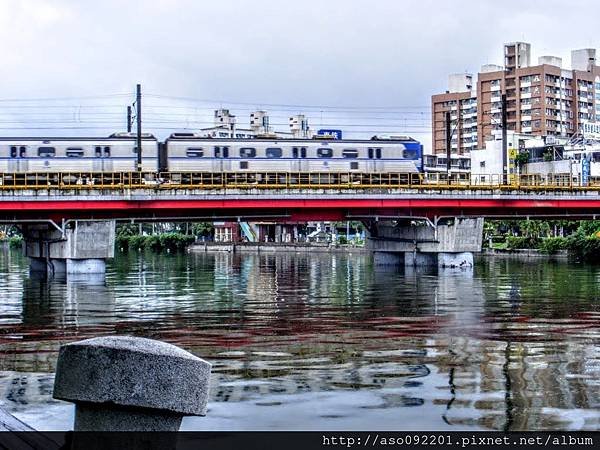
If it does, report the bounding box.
[189,242,368,254]
[477,248,569,261]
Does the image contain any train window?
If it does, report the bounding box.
[96,146,102,157]
[240,161,249,169]
[300,147,306,158]
[375,148,382,159]
[342,149,358,158]
[368,148,374,159]
[266,147,282,158]
[10,146,17,158]
[104,146,111,157]
[186,148,204,158]
[38,147,55,157]
[402,148,417,159]
[223,146,229,158]
[66,148,84,158]
[350,162,359,170]
[317,148,333,158]
[240,147,256,158]
[19,146,26,157]
[214,146,220,157]
[292,147,298,158]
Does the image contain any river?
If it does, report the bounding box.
[0,250,598,431]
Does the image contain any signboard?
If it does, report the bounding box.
[580,121,600,140]
[508,147,517,185]
[582,156,591,187]
[317,129,343,139]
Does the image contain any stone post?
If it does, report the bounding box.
[52,336,211,432]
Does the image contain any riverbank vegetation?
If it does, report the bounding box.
[116,222,213,253]
[485,220,600,261]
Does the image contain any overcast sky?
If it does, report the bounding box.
[0,0,598,148]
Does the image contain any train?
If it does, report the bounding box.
[0,132,424,177]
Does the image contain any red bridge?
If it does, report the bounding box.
[1,190,600,223]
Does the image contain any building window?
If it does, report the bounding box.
[317,147,333,158]
[186,148,203,157]
[66,148,84,158]
[266,147,282,158]
[342,149,358,158]
[239,147,256,158]
[38,147,55,157]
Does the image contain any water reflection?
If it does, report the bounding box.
[0,250,599,431]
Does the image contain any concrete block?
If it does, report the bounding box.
[66,258,106,275]
[373,251,404,266]
[53,336,211,431]
[405,252,437,266]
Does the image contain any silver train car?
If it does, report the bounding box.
[0,132,159,174]
[163,133,424,173]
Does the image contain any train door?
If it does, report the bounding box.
[221,146,231,172]
[8,146,27,173]
[291,147,300,172]
[366,147,376,173]
[213,146,223,172]
[101,146,113,172]
[93,146,103,172]
[19,146,29,172]
[297,146,308,172]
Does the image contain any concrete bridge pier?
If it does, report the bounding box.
[366,218,483,268]
[23,220,116,277]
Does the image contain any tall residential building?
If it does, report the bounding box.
[431,73,478,155]
[431,42,600,154]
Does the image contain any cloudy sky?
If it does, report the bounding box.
[0,0,598,149]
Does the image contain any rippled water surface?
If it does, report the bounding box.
[0,250,599,431]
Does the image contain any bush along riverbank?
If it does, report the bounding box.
[486,220,600,262]
[115,223,212,253]
[117,233,196,253]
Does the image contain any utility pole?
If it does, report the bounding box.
[501,93,507,185]
[127,106,132,133]
[136,84,142,172]
[445,111,452,179]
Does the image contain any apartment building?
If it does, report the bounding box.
[431,73,478,155]
[432,42,600,154]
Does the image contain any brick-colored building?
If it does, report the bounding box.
[432,42,600,155]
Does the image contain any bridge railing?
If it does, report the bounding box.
[0,171,596,191]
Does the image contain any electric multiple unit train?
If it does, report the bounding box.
[0,132,424,184]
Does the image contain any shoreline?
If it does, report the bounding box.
[188,242,368,254]
[477,248,569,261]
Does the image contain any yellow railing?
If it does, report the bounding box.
[0,171,597,191]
